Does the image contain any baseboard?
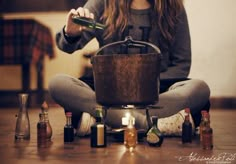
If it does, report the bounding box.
[0,90,236,109]
[210,97,236,109]
[0,90,57,108]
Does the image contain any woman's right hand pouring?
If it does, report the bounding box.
[64,7,94,37]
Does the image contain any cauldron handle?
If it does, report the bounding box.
[95,36,161,56]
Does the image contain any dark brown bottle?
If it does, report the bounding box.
[182,108,192,143]
[91,106,106,148]
[37,113,47,148]
[64,112,74,143]
[146,116,164,147]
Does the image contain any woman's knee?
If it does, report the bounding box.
[48,74,71,99]
[190,79,211,98]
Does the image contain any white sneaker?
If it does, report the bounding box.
[158,109,195,136]
[76,112,96,137]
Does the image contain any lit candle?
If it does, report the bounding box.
[122,112,131,126]
[122,112,135,126]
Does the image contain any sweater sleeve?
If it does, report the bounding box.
[55,0,105,54]
[160,8,191,79]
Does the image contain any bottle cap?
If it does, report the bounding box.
[151,116,158,123]
[95,104,103,110]
[65,112,72,117]
[201,110,207,114]
[185,108,190,113]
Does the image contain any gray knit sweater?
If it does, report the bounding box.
[56,0,191,79]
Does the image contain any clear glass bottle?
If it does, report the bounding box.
[124,116,137,151]
[182,108,192,143]
[202,112,213,149]
[64,112,74,143]
[37,113,47,148]
[146,116,164,147]
[15,93,30,140]
[41,101,53,141]
[91,106,106,148]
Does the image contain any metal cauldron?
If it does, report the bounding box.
[92,36,161,107]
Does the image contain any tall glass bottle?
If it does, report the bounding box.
[91,106,107,148]
[64,112,74,143]
[124,116,137,151]
[202,112,213,149]
[146,116,164,147]
[182,108,192,143]
[37,113,47,148]
[41,101,53,141]
[15,93,30,140]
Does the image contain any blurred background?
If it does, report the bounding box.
[0,0,235,108]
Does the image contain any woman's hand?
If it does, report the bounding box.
[64,7,94,37]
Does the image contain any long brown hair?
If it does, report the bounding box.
[102,0,184,43]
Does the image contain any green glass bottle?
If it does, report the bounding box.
[146,116,164,147]
[90,105,107,148]
[72,15,105,30]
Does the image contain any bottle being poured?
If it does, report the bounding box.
[71,15,105,30]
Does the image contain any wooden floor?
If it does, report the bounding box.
[0,106,236,164]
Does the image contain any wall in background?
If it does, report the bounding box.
[185,0,235,97]
[0,0,86,12]
[0,0,235,98]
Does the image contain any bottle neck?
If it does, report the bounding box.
[39,113,45,123]
[66,116,72,125]
[127,117,135,128]
[185,115,190,122]
[96,117,102,123]
[203,113,210,124]
[19,104,28,113]
[95,108,103,123]
[151,116,158,127]
[43,112,49,122]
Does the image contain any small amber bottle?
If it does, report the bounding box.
[124,116,137,151]
[202,112,213,149]
[199,110,207,142]
[64,112,74,143]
